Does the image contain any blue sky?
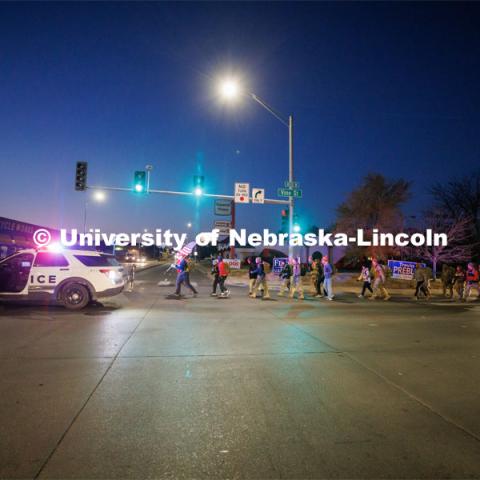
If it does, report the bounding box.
[1,2,479,235]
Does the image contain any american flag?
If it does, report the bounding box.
[175,241,196,261]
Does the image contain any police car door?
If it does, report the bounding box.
[30,251,70,296]
[0,252,34,296]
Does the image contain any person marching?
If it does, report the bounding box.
[278,258,292,297]
[126,262,136,292]
[174,255,198,297]
[313,257,325,297]
[289,257,304,300]
[440,264,455,299]
[247,257,258,296]
[413,263,430,300]
[217,256,230,298]
[322,256,335,301]
[453,265,466,301]
[369,258,390,301]
[250,257,270,299]
[358,263,373,298]
[464,262,480,300]
[210,258,220,296]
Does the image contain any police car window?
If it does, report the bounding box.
[34,253,69,267]
[74,255,119,267]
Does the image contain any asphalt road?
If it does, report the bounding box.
[1,264,480,479]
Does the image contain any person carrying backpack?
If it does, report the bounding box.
[174,255,198,297]
[278,259,292,297]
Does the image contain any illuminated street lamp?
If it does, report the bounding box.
[84,190,107,233]
[93,190,106,202]
[218,77,295,256]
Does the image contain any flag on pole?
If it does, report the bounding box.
[176,241,196,262]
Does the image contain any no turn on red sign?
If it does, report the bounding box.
[234,182,250,203]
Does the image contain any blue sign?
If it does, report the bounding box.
[387,260,425,280]
[273,257,289,274]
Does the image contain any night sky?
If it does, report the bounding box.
[1,2,479,235]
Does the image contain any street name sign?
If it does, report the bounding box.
[252,188,265,204]
[284,180,300,189]
[277,187,302,198]
[235,182,250,203]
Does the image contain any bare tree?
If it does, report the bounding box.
[413,212,474,278]
[430,171,480,255]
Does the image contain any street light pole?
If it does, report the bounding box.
[288,115,294,259]
[249,93,295,258]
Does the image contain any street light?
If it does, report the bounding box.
[187,222,192,228]
[93,190,106,202]
[218,77,295,257]
[84,190,107,233]
[219,79,240,100]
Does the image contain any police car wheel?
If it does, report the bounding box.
[62,283,90,310]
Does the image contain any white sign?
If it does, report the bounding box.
[224,258,241,269]
[234,182,250,203]
[252,188,265,204]
[214,220,231,235]
[214,199,232,216]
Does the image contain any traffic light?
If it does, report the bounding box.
[75,161,88,191]
[280,209,289,233]
[193,175,204,196]
[134,171,147,193]
[293,214,301,233]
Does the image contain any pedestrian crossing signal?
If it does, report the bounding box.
[75,161,88,191]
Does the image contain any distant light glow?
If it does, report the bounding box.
[220,79,240,100]
[93,191,106,202]
[194,187,203,196]
[293,224,301,233]
[187,222,192,228]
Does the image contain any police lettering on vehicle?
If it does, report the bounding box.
[30,275,57,284]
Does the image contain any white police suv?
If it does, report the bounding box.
[0,247,125,310]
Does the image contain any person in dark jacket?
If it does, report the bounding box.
[453,265,466,301]
[441,264,455,299]
[278,259,292,297]
[250,257,270,299]
[210,259,220,296]
[247,257,258,296]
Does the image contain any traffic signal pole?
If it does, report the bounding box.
[230,200,236,259]
[86,185,289,205]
